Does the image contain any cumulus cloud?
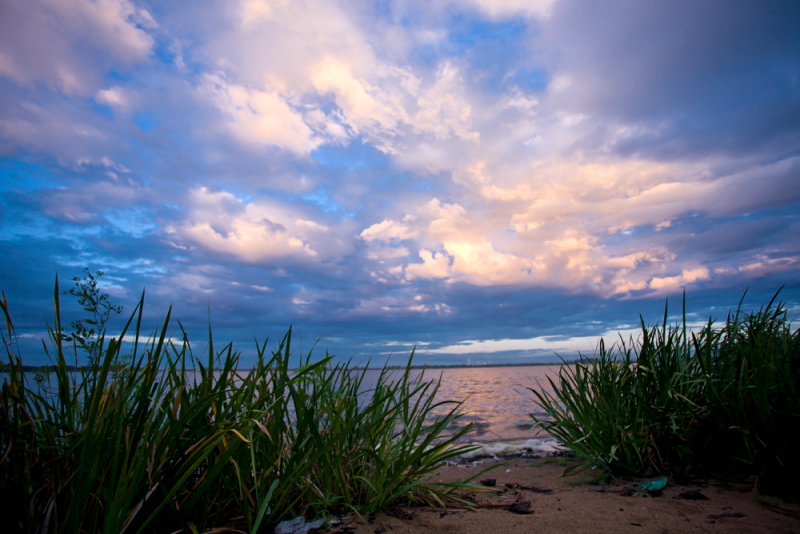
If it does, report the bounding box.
[201,73,320,154]
[360,218,418,242]
[167,187,356,264]
[308,56,478,152]
[412,62,478,142]
[359,146,800,296]
[191,0,484,155]
[650,268,710,292]
[405,249,451,280]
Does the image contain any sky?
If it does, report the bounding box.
[1,0,799,367]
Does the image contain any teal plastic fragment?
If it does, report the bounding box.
[637,476,667,492]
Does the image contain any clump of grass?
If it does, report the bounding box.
[693,291,800,491]
[530,290,799,493]
[0,276,475,533]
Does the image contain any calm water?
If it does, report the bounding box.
[12,364,567,443]
[366,365,567,442]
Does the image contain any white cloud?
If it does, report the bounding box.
[360,218,418,242]
[194,0,484,155]
[310,56,409,140]
[405,249,452,280]
[95,86,135,111]
[412,62,478,142]
[465,0,555,19]
[359,149,748,294]
[350,292,452,316]
[201,73,320,154]
[365,245,411,262]
[240,0,287,25]
[649,268,710,292]
[0,100,111,161]
[167,187,356,263]
[417,329,625,357]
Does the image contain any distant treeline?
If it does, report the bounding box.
[0,363,84,373]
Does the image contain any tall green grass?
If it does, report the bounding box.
[0,279,475,533]
[530,291,799,492]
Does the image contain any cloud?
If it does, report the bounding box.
[191,0,483,155]
[0,99,108,161]
[167,187,356,264]
[201,73,320,154]
[358,148,800,296]
[466,0,555,19]
[405,249,451,280]
[418,332,601,356]
[359,160,700,294]
[0,0,798,367]
[11,158,148,232]
[540,0,800,159]
[0,0,156,95]
[412,62,478,142]
[649,268,710,292]
[309,56,407,142]
[348,289,453,317]
[360,218,418,242]
[95,86,137,112]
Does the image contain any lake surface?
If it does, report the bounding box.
[365,365,567,443]
[10,364,568,443]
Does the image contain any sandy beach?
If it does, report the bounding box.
[344,454,800,534]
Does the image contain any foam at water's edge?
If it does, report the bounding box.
[459,438,565,459]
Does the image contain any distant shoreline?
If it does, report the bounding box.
[3,359,590,374]
[352,360,587,371]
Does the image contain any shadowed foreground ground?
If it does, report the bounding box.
[342,456,800,534]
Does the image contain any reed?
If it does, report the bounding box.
[692,292,800,491]
[0,277,475,533]
[530,290,799,491]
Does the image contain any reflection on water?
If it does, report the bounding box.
[363,365,567,442]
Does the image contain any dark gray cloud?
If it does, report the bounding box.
[543,0,800,160]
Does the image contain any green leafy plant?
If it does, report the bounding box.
[59,268,123,367]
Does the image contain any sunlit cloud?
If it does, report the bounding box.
[201,73,320,154]
[416,327,639,358]
[166,187,359,264]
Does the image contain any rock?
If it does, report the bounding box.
[274,516,326,534]
[505,501,534,514]
[707,512,748,520]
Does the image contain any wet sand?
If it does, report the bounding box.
[345,456,800,533]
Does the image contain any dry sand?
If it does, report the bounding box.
[344,455,800,534]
